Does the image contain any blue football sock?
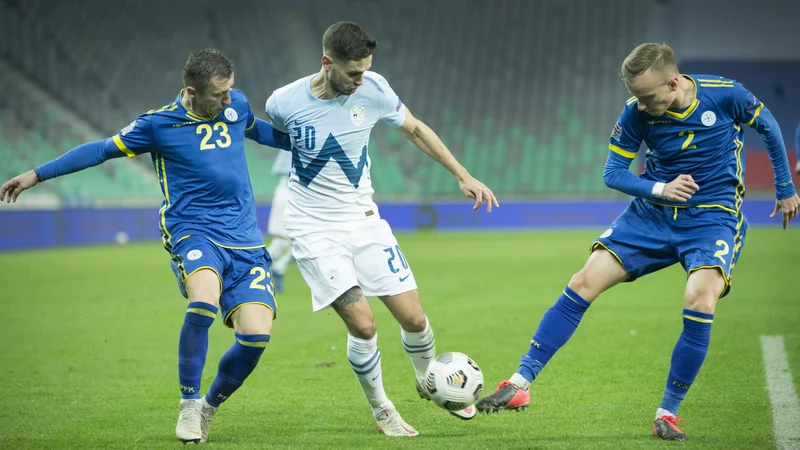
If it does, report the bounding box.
[204,333,270,407]
[178,302,218,399]
[660,309,713,415]
[517,287,591,382]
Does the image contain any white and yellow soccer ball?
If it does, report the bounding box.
[424,352,484,411]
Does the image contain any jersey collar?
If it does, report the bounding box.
[664,75,699,120]
[176,89,216,121]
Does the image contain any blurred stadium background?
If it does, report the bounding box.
[1,1,799,448]
[1,0,799,249]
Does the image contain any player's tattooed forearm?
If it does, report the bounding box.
[333,286,364,311]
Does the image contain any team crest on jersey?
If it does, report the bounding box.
[350,106,366,126]
[224,107,238,122]
[187,250,203,261]
[611,123,622,141]
[120,120,136,136]
[701,110,716,127]
[599,228,613,239]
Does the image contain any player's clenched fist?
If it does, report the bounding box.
[0,170,39,203]
[771,193,800,229]
[662,174,699,202]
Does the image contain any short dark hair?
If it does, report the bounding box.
[182,48,234,92]
[322,22,377,61]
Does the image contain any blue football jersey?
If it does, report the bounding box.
[609,75,772,213]
[114,89,267,250]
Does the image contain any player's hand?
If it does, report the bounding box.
[0,170,39,203]
[794,161,800,176]
[662,174,699,203]
[770,194,800,229]
[457,175,499,212]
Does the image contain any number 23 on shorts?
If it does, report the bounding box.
[249,267,274,296]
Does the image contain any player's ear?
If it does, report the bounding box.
[186,86,197,97]
[322,55,333,69]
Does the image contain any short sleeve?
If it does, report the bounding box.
[113,114,155,158]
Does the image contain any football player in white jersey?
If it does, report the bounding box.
[265,21,498,437]
[265,151,294,293]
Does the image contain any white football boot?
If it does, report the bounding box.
[175,399,202,444]
[200,398,218,443]
[375,408,419,437]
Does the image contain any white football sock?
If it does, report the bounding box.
[347,333,394,418]
[400,316,435,381]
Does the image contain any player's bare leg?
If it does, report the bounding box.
[176,269,222,443]
[334,287,418,437]
[477,249,627,413]
[380,290,477,420]
[199,304,273,442]
[654,268,724,441]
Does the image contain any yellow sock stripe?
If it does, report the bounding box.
[187,308,217,319]
[237,339,268,348]
[562,290,580,305]
[682,314,713,324]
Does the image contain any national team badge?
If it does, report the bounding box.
[701,111,716,127]
[350,106,366,126]
[224,107,238,122]
[121,120,136,136]
[599,228,613,238]
[187,250,203,261]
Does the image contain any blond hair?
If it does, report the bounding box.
[620,43,678,86]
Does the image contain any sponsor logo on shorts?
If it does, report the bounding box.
[187,250,203,260]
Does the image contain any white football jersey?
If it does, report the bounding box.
[266,71,406,226]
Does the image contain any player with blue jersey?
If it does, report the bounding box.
[265,151,295,293]
[476,44,800,440]
[0,49,291,444]
[266,22,498,436]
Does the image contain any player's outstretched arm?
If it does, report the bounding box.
[245,116,291,151]
[0,139,128,203]
[397,108,498,212]
[734,84,799,228]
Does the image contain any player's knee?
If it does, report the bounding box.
[567,270,600,303]
[347,317,376,340]
[399,313,427,333]
[685,269,725,313]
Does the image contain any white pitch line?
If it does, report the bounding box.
[760,335,800,450]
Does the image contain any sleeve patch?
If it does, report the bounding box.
[611,123,622,141]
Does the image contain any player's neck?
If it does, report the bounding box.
[310,68,339,100]
[672,76,695,110]
[180,91,207,118]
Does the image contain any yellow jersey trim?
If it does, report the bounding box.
[609,144,637,159]
[206,238,266,250]
[745,103,764,126]
[626,96,638,105]
[112,135,135,158]
[245,116,257,131]
[664,75,699,120]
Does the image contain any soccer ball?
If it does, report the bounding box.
[424,352,484,411]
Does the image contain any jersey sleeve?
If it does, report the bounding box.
[608,102,645,160]
[265,93,289,133]
[371,74,406,128]
[113,114,156,157]
[731,82,764,127]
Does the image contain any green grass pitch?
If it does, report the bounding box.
[0,228,797,449]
